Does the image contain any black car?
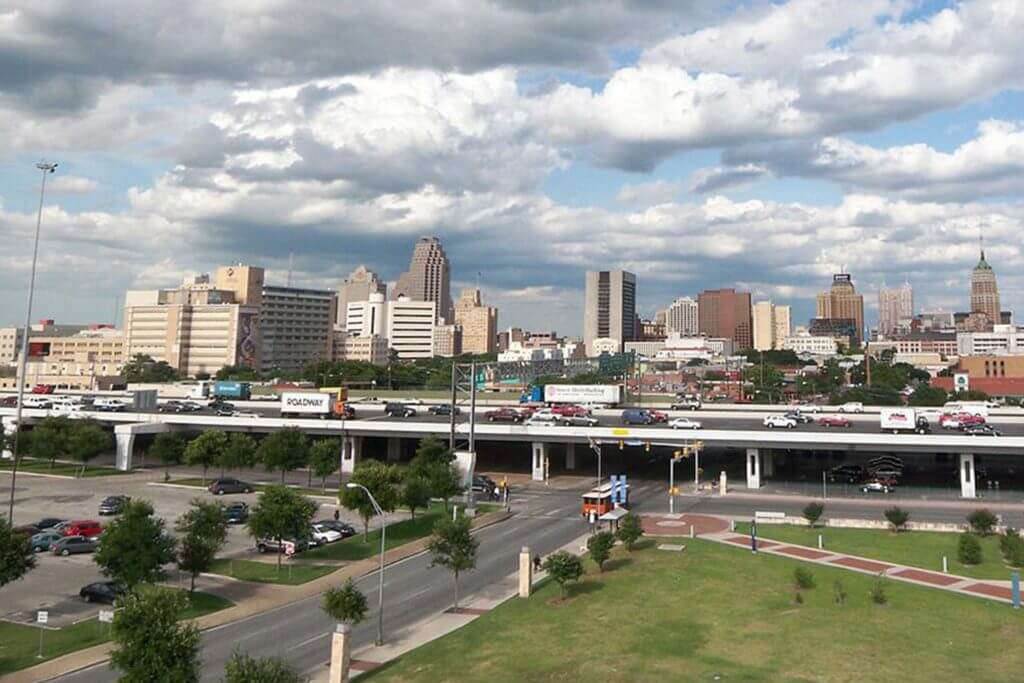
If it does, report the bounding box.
[428,404,461,416]
[209,399,235,411]
[828,464,865,484]
[223,502,249,524]
[964,424,1001,437]
[783,412,814,424]
[471,475,498,499]
[314,519,357,538]
[33,517,66,530]
[207,478,255,495]
[53,535,98,556]
[158,401,183,413]
[98,495,130,516]
[80,581,126,604]
[384,403,417,418]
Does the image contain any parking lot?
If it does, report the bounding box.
[0,467,398,627]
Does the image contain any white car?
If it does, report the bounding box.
[399,398,424,405]
[233,411,261,419]
[310,524,342,544]
[763,415,797,429]
[526,411,559,427]
[669,417,702,430]
[837,402,864,413]
[791,404,822,413]
[22,396,53,408]
[559,415,600,427]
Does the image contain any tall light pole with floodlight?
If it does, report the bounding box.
[346,482,386,646]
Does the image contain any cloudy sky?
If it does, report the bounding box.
[2,0,1023,334]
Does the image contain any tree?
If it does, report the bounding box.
[175,500,229,592]
[222,651,306,683]
[29,416,72,469]
[401,475,432,521]
[184,430,228,484]
[884,506,910,532]
[257,428,309,483]
[967,508,998,536]
[908,385,949,407]
[427,516,478,610]
[122,353,178,384]
[66,420,112,477]
[149,432,187,481]
[308,439,340,493]
[220,432,258,476]
[587,531,615,572]
[958,533,983,565]
[339,460,401,540]
[0,516,36,588]
[215,364,261,381]
[322,578,368,626]
[110,588,200,683]
[615,513,643,551]
[412,436,453,467]
[542,551,584,599]
[1000,528,1024,567]
[802,501,825,528]
[94,499,177,589]
[422,460,463,511]
[247,485,317,570]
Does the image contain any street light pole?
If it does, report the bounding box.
[6,161,57,522]
[346,483,386,646]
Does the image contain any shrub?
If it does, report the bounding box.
[793,567,815,590]
[794,591,804,605]
[1000,528,1024,567]
[884,506,910,532]
[967,508,998,536]
[833,579,847,605]
[958,532,983,565]
[802,502,825,528]
[871,574,888,605]
[616,513,643,551]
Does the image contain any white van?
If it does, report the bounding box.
[837,402,864,413]
[943,401,988,418]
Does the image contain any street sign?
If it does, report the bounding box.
[98,610,114,624]
[610,475,627,504]
[36,611,48,625]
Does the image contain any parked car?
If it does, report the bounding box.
[818,415,852,428]
[964,423,1002,437]
[669,417,702,430]
[30,530,64,553]
[484,407,525,423]
[621,409,654,425]
[62,520,103,538]
[783,411,814,424]
[256,537,307,555]
[53,535,99,555]
[560,415,600,427]
[314,519,356,538]
[223,501,249,524]
[471,475,498,499]
[13,524,40,537]
[763,415,797,429]
[828,464,865,484]
[428,404,461,416]
[861,481,893,494]
[79,581,126,604]
[98,495,130,516]
[33,517,66,530]
[837,402,864,413]
[208,478,255,495]
[310,523,343,544]
[384,402,417,418]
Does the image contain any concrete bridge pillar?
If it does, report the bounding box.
[114,422,169,471]
[762,450,775,478]
[745,447,761,490]
[531,442,549,482]
[565,443,576,470]
[959,453,976,498]
[341,435,362,477]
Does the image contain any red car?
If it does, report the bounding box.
[484,408,525,423]
[550,404,590,417]
[940,412,985,429]
[32,384,55,394]
[818,416,852,428]
[646,409,669,423]
[62,520,103,538]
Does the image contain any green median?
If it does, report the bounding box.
[0,457,128,478]
[208,558,336,585]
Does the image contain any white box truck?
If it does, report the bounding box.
[543,384,622,406]
[280,392,351,419]
[880,408,930,434]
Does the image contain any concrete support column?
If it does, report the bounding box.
[746,447,761,490]
[519,546,533,598]
[386,437,401,462]
[1,416,19,458]
[762,450,775,478]
[959,453,977,499]
[565,443,577,470]
[113,422,168,472]
[719,471,727,495]
[531,442,549,482]
[328,623,351,683]
[341,435,362,477]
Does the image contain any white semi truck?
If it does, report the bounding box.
[543,384,622,407]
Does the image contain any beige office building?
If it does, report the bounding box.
[816,273,865,345]
[454,288,497,354]
[330,328,389,366]
[0,328,125,390]
[433,324,462,358]
[337,265,386,325]
[752,301,791,351]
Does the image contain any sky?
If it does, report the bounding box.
[1,0,1024,335]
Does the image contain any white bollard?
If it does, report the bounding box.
[943,555,948,573]
[818,534,823,550]
[519,546,533,598]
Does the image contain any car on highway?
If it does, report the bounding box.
[384,402,417,418]
[861,480,894,494]
[21,396,52,409]
[93,398,126,412]
[214,406,236,417]
[646,409,670,423]
[233,410,262,419]
[940,412,986,429]
[484,407,525,423]
[53,535,99,556]
[30,530,64,553]
[827,464,865,483]
[314,519,356,538]
[428,404,461,416]
[560,415,600,427]
[550,404,591,418]
[98,495,130,516]
[526,410,560,426]
[310,523,343,545]
[964,423,1002,437]
[158,400,184,413]
[621,409,654,425]
[818,415,852,428]
[223,501,249,524]
[762,415,797,429]
[0,395,16,407]
[670,397,702,411]
[208,398,235,410]
[80,581,126,604]
[208,478,255,495]
[783,411,814,424]
[398,398,424,405]
[837,402,864,413]
[669,417,702,430]
[62,520,103,538]
[791,403,822,413]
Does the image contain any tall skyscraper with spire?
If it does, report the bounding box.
[392,236,452,323]
[970,239,1001,325]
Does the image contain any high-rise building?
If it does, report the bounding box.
[259,285,337,374]
[583,270,637,354]
[329,328,389,366]
[214,265,264,308]
[336,265,386,325]
[392,236,452,323]
[697,288,752,349]
[878,282,914,337]
[432,324,462,357]
[970,247,1001,326]
[816,273,865,346]
[454,288,497,354]
[345,293,437,359]
[665,297,699,336]
[752,301,791,351]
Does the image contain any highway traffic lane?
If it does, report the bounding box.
[51,498,587,683]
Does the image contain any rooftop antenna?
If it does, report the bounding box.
[287,251,294,287]
[979,229,985,259]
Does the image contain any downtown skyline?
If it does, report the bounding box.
[1,1,1023,333]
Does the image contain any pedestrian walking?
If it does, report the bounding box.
[334,509,340,521]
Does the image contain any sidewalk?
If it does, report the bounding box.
[640,513,1019,606]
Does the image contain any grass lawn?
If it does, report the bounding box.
[0,590,232,675]
[0,457,127,478]
[736,522,1018,581]
[208,558,336,585]
[302,505,449,561]
[362,539,1024,683]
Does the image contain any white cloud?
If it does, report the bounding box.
[47,175,98,194]
[615,180,682,206]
